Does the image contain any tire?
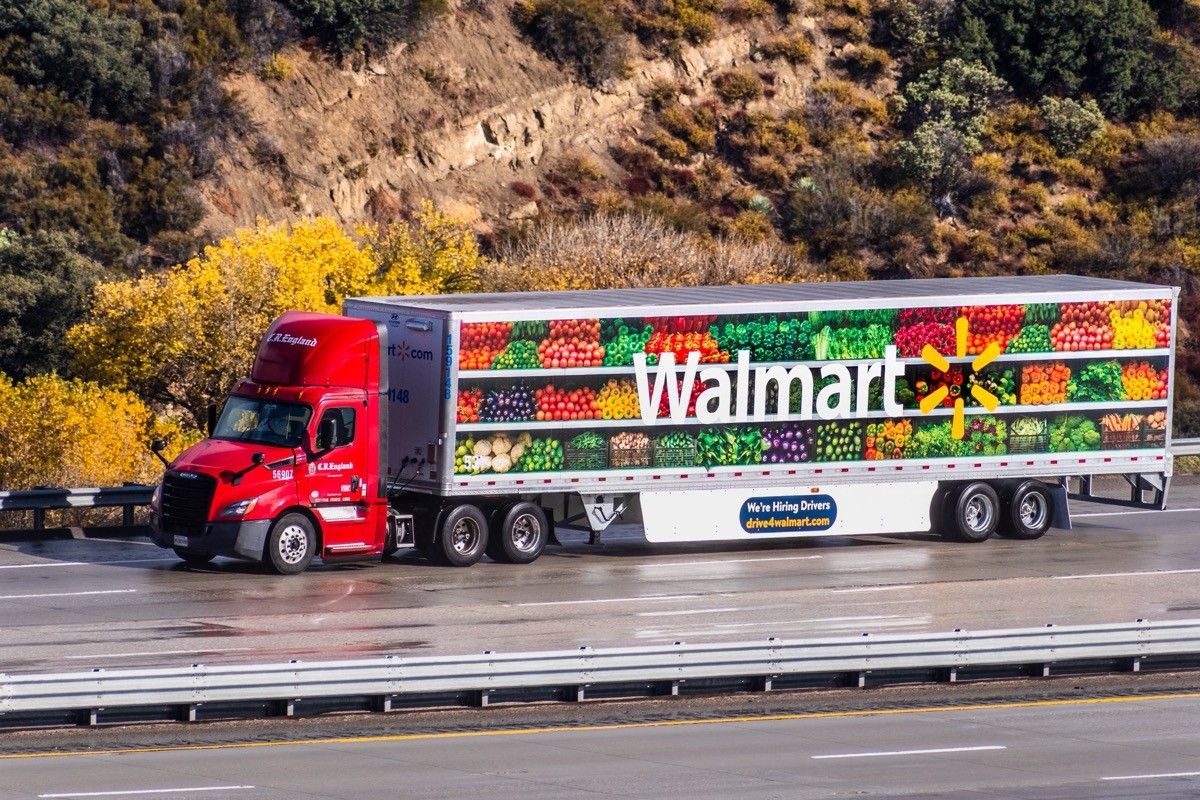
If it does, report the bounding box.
[486,502,549,564]
[998,481,1053,540]
[172,547,214,566]
[264,512,317,575]
[435,504,489,567]
[948,482,1000,543]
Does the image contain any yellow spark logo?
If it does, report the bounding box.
[918,318,1001,439]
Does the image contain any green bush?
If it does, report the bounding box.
[898,58,1009,148]
[515,0,629,85]
[1038,97,1106,156]
[760,34,814,64]
[0,0,150,121]
[0,229,102,380]
[285,0,447,56]
[953,0,1181,118]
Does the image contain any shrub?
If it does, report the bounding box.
[284,0,448,56]
[1039,97,1106,156]
[841,44,893,79]
[893,121,975,198]
[511,181,538,198]
[714,69,764,103]
[1131,134,1200,196]
[899,58,1009,147]
[260,53,294,81]
[484,214,814,290]
[516,0,630,85]
[823,13,868,41]
[761,33,814,63]
[0,373,194,491]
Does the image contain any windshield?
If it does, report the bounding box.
[212,396,312,448]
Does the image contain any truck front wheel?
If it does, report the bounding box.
[265,513,317,575]
[436,504,489,567]
[487,501,548,564]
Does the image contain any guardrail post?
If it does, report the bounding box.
[477,689,491,707]
[122,504,135,527]
[375,695,395,712]
[180,703,199,722]
[33,508,44,531]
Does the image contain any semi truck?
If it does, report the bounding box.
[149,276,1178,573]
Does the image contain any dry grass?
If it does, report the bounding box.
[481,214,820,291]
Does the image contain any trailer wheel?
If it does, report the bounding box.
[436,504,489,567]
[998,481,1052,540]
[172,547,214,567]
[948,482,1000,543]
[264,513,317,575]
[487,501,549,564]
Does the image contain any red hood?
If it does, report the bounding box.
[171,437,296,480]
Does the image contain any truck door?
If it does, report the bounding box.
[299,405,373,554]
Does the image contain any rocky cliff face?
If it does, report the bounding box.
[202,5,830,234]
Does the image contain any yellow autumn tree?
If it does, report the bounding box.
[0,373,195,491]
[69,210,486,428]
[69,217,379,428]
[365,201,484,296]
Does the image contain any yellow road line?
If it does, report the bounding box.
[5,691,1200,760]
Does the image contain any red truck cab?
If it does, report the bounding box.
[149,312,391,573]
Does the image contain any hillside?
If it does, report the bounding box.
[1,0,1200,490]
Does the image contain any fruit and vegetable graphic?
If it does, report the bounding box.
[1121,361,1168,400]
[963,416,1007,456]
[1051,303,1114,351]
[1006,324,1053,353]
[697,427,767,468]
[1020,363,1071,405]
[492,340,542,369]
[711,316,813,361]
[611,430,653,467]
[478,385,537,423]
[595,379,641,419]
[539,319,605,368]
[968,368,1017,406]
[864,419,911,460]
[457,387,483,423]
[1109,300,1170,350]
[1067,360,1127,403]
[654,430,698,467]
[815,421,864,462]
[534,384,600,421]
[1009,416,1048,452]
[459,321,512,369]
[762,424,814,463]
[959,304,1024,354]
[1049,415,1102,452]
[565,430,608,470]
[602,319,653,366]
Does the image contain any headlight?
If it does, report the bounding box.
[218,498,257,518]
[151,484,162,510]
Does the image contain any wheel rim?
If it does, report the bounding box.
[510,513,542,553]
[278,524,309,565]
[451,516,480,555]
[1018,492,1048,530]
[964,494,995,533]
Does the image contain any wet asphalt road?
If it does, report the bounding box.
[5,692,1200,799]
[2,480,1200,674]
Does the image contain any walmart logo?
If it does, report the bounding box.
[919,318,1000,439]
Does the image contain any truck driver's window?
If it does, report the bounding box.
[317,407,356,450]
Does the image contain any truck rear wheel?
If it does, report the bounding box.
[946,482,1000,543]
[998,481,1052,540]
[487,501,548,564]
[265,513,317,575]
[436,503,489,567]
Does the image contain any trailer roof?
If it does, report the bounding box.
[349,275,1170,314]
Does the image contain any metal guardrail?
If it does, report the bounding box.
[1172,437,1200,457]
[4,619,1200,727]
[0,485,154,529]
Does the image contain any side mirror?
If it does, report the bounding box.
[150,439,166,453]
[320,417,338,451]
[251,452,266,465]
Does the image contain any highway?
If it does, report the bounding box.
[4,693,1200,798]
[2,479,1200,674]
